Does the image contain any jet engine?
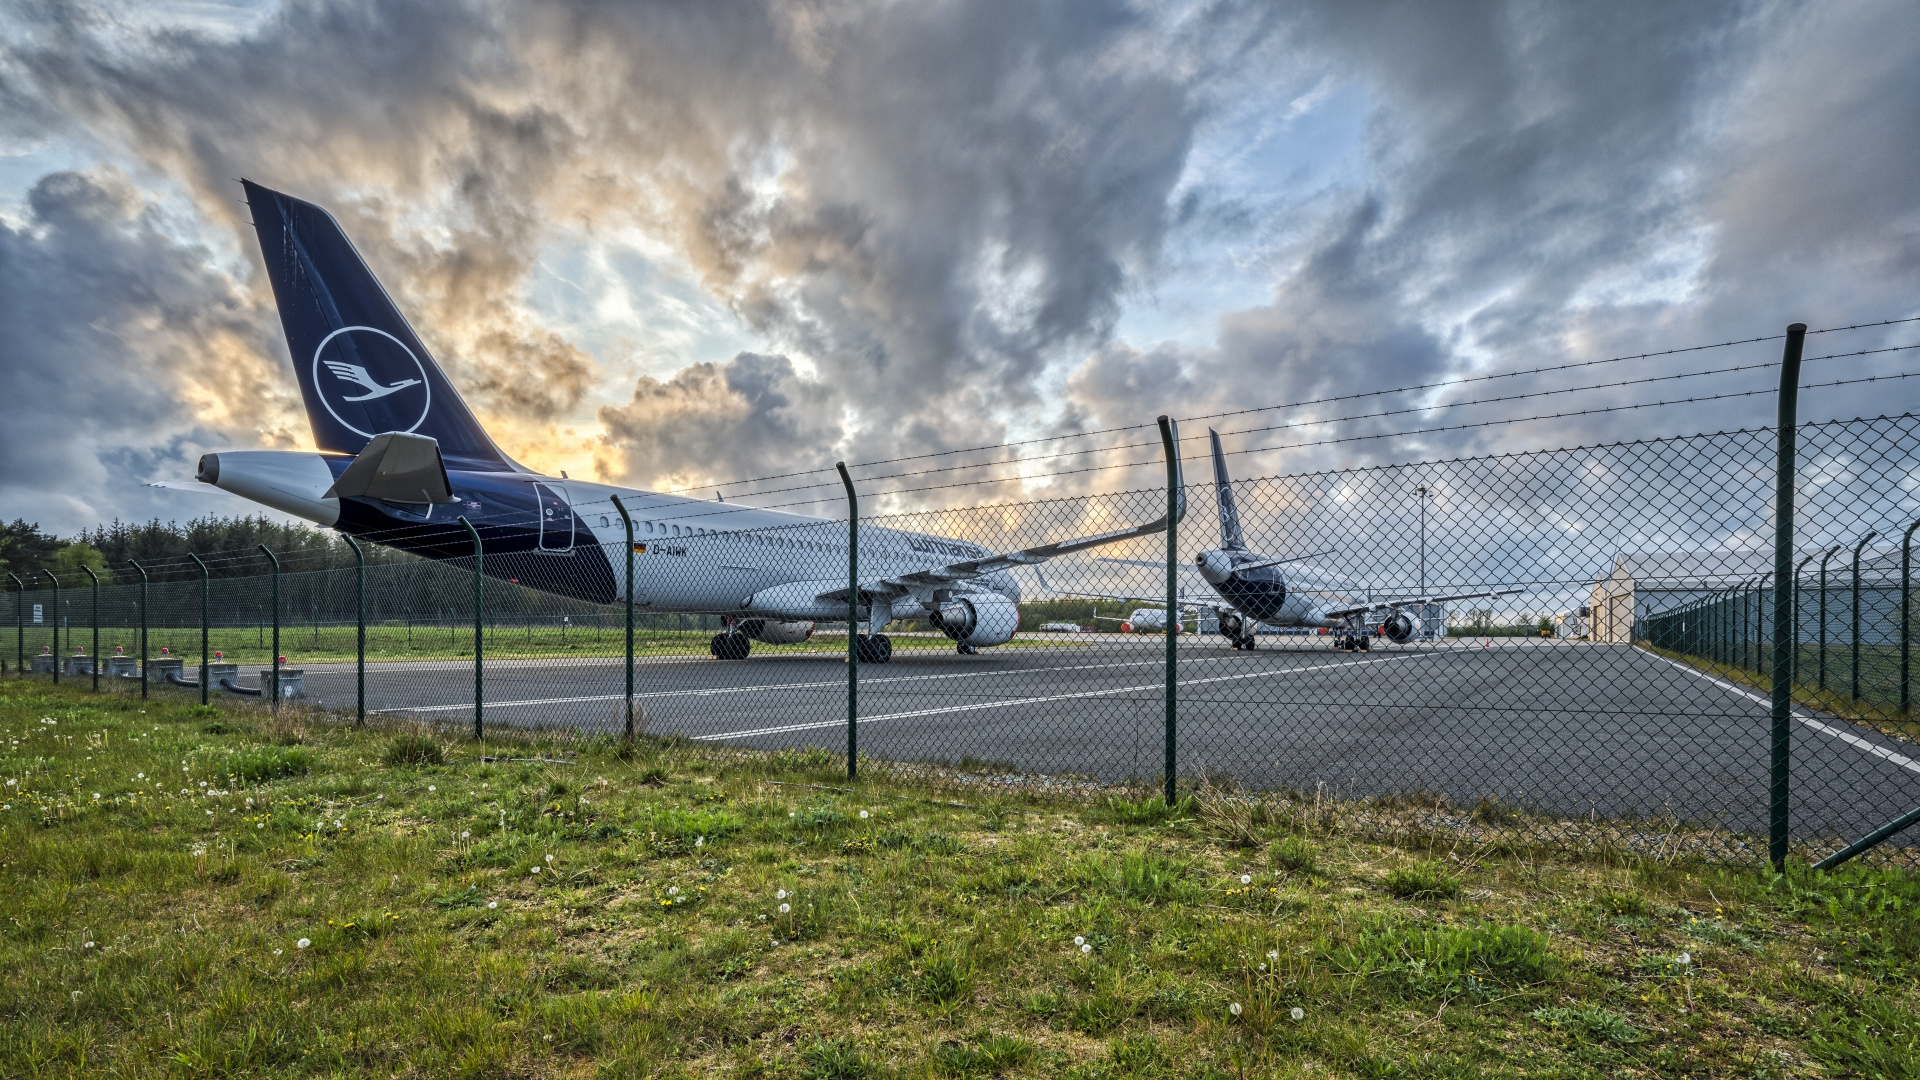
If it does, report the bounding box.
[740,619,815,645]
[1379,610,1419,644]
[928,593,1019,647]
[1195,549,1235,585]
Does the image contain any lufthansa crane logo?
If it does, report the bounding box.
[311,326,433,438]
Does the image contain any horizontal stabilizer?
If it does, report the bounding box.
[324,431,457,504]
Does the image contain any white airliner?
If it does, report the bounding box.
[1050,429,1520,651]
[192,181,1184,663]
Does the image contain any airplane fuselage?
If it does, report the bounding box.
[199,449,1019,627]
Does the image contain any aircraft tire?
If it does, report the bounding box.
[713,632,750,660]
[956,643,977,655]
[874,634,893,663]
[1241,634,1258,650]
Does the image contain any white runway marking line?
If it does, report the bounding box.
[1641,649,1920,777]
[691,654,1410,742]
[368,656,1173,714]
[366,652,1364,715]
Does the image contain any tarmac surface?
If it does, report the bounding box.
[255,634,1916,845]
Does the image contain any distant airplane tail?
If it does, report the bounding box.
[242,180,512,470]
[1208,428,1245,549]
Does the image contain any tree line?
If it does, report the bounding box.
[1,515,419,585]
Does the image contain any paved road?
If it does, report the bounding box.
[258,635,1918,845]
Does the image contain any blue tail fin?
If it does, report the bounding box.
[1209,428,1245,549]
[242,181,512,469]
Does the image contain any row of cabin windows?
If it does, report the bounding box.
[587,513,837,550]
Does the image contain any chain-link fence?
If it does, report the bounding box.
[8,412,1919,869]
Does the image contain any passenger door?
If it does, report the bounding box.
[533,482,575,553]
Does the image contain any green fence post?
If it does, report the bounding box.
[1850,531,1877,704]
[1903,519,1920,716]
[188,554,209,705]
[7,572,19,677]
[1793,552,1815,687]
[41,570,59,685]
[1159,414,1182,807]
[128,561,147,699]
[82,566,98,691]
[1818,544,1841,692]
[458,517,483,742]
[258,546,281,713]
[835,464,859,783]
[343,536,366,726]
[610,495,637,741]
[1769,321,1805,873]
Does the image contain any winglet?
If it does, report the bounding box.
[1209,428,1244,549]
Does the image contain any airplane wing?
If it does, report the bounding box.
[1321,587,1524,621]
[818,455,1187,604]
[1097,551,1336,574]
[1031,568,1214,610]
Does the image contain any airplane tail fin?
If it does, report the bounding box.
[242,180,512,469]
[1208,428,1246,549]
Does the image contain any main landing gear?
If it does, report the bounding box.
[1230,633,1258,651]
[1333,633,1371,653]
[710,631,751,660]
[955,643,977,655]
[856,634,894,663]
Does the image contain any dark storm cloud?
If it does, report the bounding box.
[1,0,1245,503]
[2,0,1916,534]
[1064,0,1920,485]
[0,169,286,532]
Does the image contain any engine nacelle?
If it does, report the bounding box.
[739,619,814,645]
[1379,610,1418,644]
[928,593,1019,647]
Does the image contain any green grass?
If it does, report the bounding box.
[1,682,1917,1078]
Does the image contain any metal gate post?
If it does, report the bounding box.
[1159,414,1182,807]
[42,570,59,685]
[1793,552,1816,687]
[128,561,147,699]
[835,464,859,782]
[188,554,209,705]
[1903,519,1920,716]
[258,546,280,713]
[343,536,366,726]
[7,573,19,676]
[1818,544,1841,692]
[82,566,98,691]
[458,517,483,741]
[1769,321,1805,872]
[610,496,637,741]
[1851,531,1877,704]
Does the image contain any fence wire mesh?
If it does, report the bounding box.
[7,413,1918,867]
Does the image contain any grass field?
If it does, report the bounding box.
[2,682,1916,1078]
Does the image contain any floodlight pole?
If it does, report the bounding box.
[610,495,637,740]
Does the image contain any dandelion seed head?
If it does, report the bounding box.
[1290,1007,1305,1021]
[1267,950,1279,960]
[1677,951,1691,965]
[488,901,498,910]
[667,886,679,896]
[859,810,869,819]
[296,938,310,949]
[530,866,540,874]
[779,903,791,914]
[1240,874,1251,885]
[273,949,283,955]
[545,854,554,863]
[1073,936,1085,946]
[1081,943,1092,954]
[83,942,94,949]
[777,889,789,900]
[461,831,470,839]
[1229,1002,1242,1016]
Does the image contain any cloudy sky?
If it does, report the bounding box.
[1,0,1916,535]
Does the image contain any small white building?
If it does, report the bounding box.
[1589,551,1777,643]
